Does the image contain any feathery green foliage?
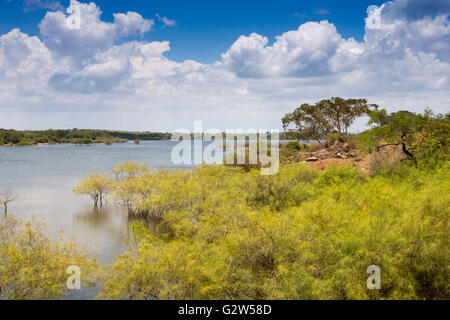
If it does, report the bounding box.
[73,173,114,207]
[97,161,449,300]
[0,217,97,300]
[360,109,449,165]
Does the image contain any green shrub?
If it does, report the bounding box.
[0,216,98,299]
[280,141,310,158]
[94,160,449,300]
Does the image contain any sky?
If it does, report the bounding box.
[0,0,449,131]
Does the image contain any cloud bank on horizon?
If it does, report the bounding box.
[0,0,449,131]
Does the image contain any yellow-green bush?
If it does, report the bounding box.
[73,173,114,207]
[97,161,449,300]
[0,217,98,300]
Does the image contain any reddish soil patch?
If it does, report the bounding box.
[306,157,371,174]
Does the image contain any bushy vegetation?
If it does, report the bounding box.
[280,141,310,158]
[0,216,97,300]
[359,109,449,165]
[85,160,449,300]
[73,173,114,208]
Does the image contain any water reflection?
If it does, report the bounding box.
[73,204,170,254]
[72,205,129,261]
[74,205,123,229]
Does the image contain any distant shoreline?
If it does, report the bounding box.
[0,129,172,147]
[0,141,130,147]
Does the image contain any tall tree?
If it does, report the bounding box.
[283,97,377,143]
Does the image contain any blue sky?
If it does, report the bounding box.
[1,0,387,63]
[0,0,449,131]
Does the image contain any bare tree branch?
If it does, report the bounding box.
[0,189,18,217]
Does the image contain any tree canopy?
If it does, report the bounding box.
[282,97,377,143]
[361,109,449,164]
[73,173,114,207]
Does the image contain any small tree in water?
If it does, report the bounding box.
[113,161,148,180]
[73,173,113,207]
[0,189,17,217]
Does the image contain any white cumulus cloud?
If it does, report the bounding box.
[221,21,345,78]
[39,0,153,62]
[0,0,448,131]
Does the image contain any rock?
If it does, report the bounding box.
[328,141,339,152]
[348,152,357,158]
[312,149,332,160]
[343,143,350,152]
[305,157,320,162]
[355,158,363,162]
[336,153,348,159]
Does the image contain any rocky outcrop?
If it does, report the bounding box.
[312,149,332,160]
[281,141,361,165]
[307,141,358,161]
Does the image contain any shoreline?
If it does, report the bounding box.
[0,141,132,147]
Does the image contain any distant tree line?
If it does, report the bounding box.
[0,129,172,146]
